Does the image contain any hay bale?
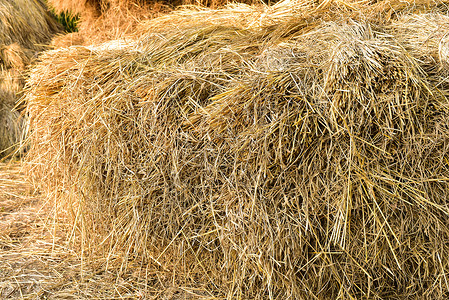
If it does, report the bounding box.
[0,0,60,51]
[186,21,449,298]
[0,94,23,157]
[0,44,32,99]
[0,0,59,157]
[0,44,28,157]
[391,13,449,75]
[25,4,449,300]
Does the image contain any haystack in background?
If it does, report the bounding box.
[48,0,168,46]
[0,0,59,95]
[0,0,60,157]
[48,0,449,47]
[48,0,262,46]
[48,0,257,19]
[0,0,60,50]
[25,1,449,299]
[0,94,23,157]
[391,12,449,82]
[0,43,32,95]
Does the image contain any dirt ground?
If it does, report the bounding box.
[0,162,213,299]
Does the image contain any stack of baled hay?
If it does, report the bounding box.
[25,0,449,298]
[0,0,59,157]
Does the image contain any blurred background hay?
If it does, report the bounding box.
[0,0,60,157]
[48,0,449,47]
[391,12,449,93]
[0,94,23,158]
[0,0,60,51]
[0,0,60,158]
[47,0,264,47]
[24,0,449,299]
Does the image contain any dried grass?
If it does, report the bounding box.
[48,0,257,17]
[0,0,60,51]
[48,0,449,47]
[0,43,31,98]
[1,162,200,299]
[0,44,29,157]
[0,0,60,157]
[0,98,23,158]
[25,1,449,299]
[391,12,449,84]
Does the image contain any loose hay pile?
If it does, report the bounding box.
[25,1,449,299]
[48,0,260,47]
[0,0,59,50]
[0,0,59,157]
[48,0,259,18]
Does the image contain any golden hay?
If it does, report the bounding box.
[391,13,449,73]
[25,2,449,299]
[50,32,86,48]
[0,44,29,157]
[0,0,60,51]
[48,0,256,17]
[0,43,32,71]
[47,0,169,45]
[46,0,257,46]
[0,0,59,157]
[0,97,23,158]
[48,0,449,46]
[0,43,31,100]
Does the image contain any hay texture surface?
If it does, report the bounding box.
[49,0,449,46]
[0,0,59,157]
[48,0,259,47]
[0,0,59,50]
[26,1,449,299]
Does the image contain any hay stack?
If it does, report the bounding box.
[0,0,60,50]
[47,0,449,46]
[48,0,256,17]
[25,2,449,299]
[0,92,23,156]
[0,0,60,157]
[47,0,257,46]
[391,12,449,81]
